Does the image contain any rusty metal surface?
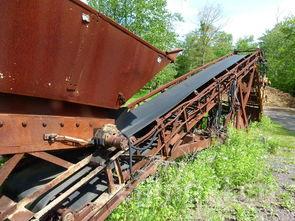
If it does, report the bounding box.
[0,50,263,221]
[170,138,210,160]
[0,93,118,117]
[29,152,74,169]
[0,113,113,154]
[0,94,117,155]
[0,196,16,220]
[91,160,161,221]
[0,0,175,109]
[0,154,24,186]
[1,155,93,221]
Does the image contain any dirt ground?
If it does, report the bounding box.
[263,89,295,221]
[267,147,295,221]
[263,86,295,108]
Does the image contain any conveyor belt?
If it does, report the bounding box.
[116,54,246,137]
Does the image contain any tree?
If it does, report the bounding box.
[212,32,233,58]
[87,0,181,91]
[235,35,257,51]
[260,16,295,95]
[175,4,232,76]
[198,4,223,65]
[144,64,178,90]
[87,0,180,50]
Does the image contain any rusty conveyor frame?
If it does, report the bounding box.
[0,50,263,221]
[79,50,263,220]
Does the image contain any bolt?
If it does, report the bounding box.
[22,122,27,127]
[42,122,47,127]
[76,123,80,127]
[82,13,90,23]
[60,122,64,127]
[89,123,93,127]
[0,121,3,127]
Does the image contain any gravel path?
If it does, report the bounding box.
[264,107,295,131]
[264,107,295,221]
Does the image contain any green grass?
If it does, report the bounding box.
[109,117,294,221]
[125,90,149,106]
[125,89,162,106]
[277,192,295,211]
[283,184,295,194]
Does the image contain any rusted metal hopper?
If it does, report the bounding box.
[0,0,178,109]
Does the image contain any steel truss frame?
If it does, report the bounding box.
[0,50,263,221]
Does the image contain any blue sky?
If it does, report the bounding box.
[81,0,295,42]
[167,0,295,42]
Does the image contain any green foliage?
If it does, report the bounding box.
[284,184,295,194]
[175,31,233,76]
[88,0,180,50]
[125,89,149,105]
[0,156,7,167]
[212,32,233,57]
[278,192,295,211]
[250,116,295,150]
[212,127,269,189]
[232,204,257,221]
[235,35,258,51]
[175,5,233,76]
[109,163,195,221]
[144,64,178,91]
[108,117,287,221]
[260,16,295,95]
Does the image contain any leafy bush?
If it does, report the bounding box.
[213,126,269,189]
[260,16,295,95]
[109,117,279,221]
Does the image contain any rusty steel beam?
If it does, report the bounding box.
[80,50,263,220]
[170,139,211,160]
[90,160,162,221]
[0,113,113,155]
[0,1,264,220]
[0,0,178,109]
[0,154,24,186]
[0,196,18,221]
[0,50,263,221]
[29,152,73,169]
[33,165,105,220]
[13,156,92,210]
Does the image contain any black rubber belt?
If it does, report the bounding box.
[116,54,247,137]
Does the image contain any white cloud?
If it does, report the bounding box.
[81,0,295,42]
[167,0,199,38]
[167,0,295,42]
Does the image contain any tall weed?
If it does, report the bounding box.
[109,117,280,221]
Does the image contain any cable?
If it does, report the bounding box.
[123,130,159,176]
[212,80,223,132]
[228,79,237,113]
